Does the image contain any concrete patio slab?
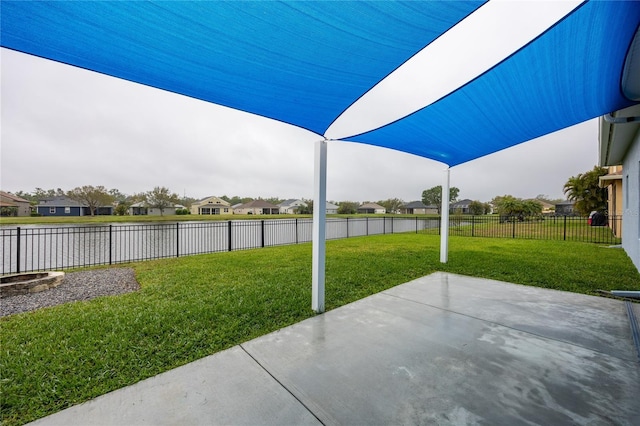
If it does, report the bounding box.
[30,273,639,425]
[383,272,639,361]
[30,346,321,426]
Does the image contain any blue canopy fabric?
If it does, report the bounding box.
[2,1,638,166]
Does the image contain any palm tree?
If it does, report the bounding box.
[563,166,608,216]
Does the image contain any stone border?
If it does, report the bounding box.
[0,271,65,298]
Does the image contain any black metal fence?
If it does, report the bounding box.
[436,214,623,244]
[0,215,622,275]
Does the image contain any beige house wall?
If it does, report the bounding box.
[602,166,623,238]
[401,207,439,215]
[0,192,31,216]
[15,201,31,216]
[191,196,232,215]
[233,207,260,215]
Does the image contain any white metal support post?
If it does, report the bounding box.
[312,140,327,313]
[440,167,450,263]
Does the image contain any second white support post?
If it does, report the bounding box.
[440,167,450,263]
[312,139,327,313]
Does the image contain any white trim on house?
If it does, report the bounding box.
[599,104,640,272]
[278,199,307,214]
[325,202,339,215]
[191,196,232,215]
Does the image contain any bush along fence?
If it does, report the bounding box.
[0,215,621,274]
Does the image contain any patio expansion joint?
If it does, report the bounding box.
[625,301,640,363]
[238,344,326,425]
[380,291,637,363]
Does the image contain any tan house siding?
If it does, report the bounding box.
[600,165,623,238]
[191,196,232,215]
[233,200,280,215]
[357,203,386,214]
[400,201,438,215]
[0,191,31,216]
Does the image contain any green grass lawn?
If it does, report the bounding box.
[1,234,638,425]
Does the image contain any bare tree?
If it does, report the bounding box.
[421,186,460,214]
[146,187,180,216]
[377,198,404,214]
[67,185,114,216]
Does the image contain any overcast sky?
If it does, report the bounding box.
[1,48,599,204]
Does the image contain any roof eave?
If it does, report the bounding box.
[599,104,640,167]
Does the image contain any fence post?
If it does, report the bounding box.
[295,218,298,244]
[383,217,386,234]
[472,216,475,237]
[176,223,180,257]
[261,220,265,248]
[16,227,21,273]
[366,217,369,235]
[416,216,418,233]
[563,215,567,241]
[228,221,232,251]
[109,225,113,265]
[391,216,394,234]
[346,217,349,238]
[512,217,516,239]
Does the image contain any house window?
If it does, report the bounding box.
[224,208,229,213]
[65,207,71,214]
[49,207,56,214]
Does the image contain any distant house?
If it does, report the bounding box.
[0,191,31,217]
[233,200,280,215]
[357,202,386,214]
[278,199,307,214]
[36,196,113,216]
[129,201,148,216]
[400,201,438,215]
[129,202,184,216]
[450,199,473,214]
[191,196,232,215]
[531,200,555,215]
[555,201,576,216]
[325,202,339,215]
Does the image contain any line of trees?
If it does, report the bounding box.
[13,186,188,216]
[10,165,606,218]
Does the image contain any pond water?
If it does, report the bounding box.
[1,217,439,274]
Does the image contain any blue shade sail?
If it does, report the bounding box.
[347,1,640,165]
[1,1,638,166]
